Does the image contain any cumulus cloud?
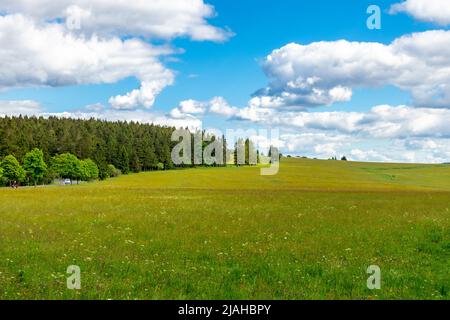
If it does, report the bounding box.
[257,30,450,109]
[0,1,232,110]
[178,99,208,114]
[169,96,239,118]
[209,97,239,116]
[46,109,202,131]
[0,99,201,130]
[390,0,450,26]
[0,0,231,41]
[274,132,450,164]
[348,140,450,163]
[0,14,175,109]
[225,103,450,163]
[84,103,105,112]
[166,94,450,162]
[237,104,450,139]
[0,100,43,116]
[279,133,351,158]
[349,149,392,163]
[109,80,174,110]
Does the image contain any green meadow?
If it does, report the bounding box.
[0,158,449,300]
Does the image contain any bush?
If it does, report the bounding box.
[107,164,122,178]
[157,162,165,171]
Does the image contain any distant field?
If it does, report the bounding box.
[0,158,449,299]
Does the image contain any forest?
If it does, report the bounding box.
[0,116,259,187]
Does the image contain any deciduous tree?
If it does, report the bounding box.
[23,148,47,186]
[1,155,25,186]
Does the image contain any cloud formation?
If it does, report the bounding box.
[0,14,175,109]
[0,0,230,41]
[277,132,450,164]
[0,1,231,110]
[257,30,450,109]
[169,96,238,118]
[390,0,450,26]
[237,104,450,139]
[0,100,201,130]
[0,100,43,116]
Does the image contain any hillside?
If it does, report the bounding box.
[0,158,449,299]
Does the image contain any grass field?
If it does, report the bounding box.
[0,158,449,300]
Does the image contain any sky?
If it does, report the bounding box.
[1,0,450,163]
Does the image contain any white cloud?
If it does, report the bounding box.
[209,97,239,116]
[109,79,174,110]
[0,0,231,41]
[179,99,208,114]
[227,104,450,163]
[169,96,239,118]
[169,99,207,118]
[238,104,450,139]
[48,109,202,131]
[84,103,105,112]
[390,0,450,26]
[0,14,174,110]
[0,99,202,130]
[0,1,232,110]
[275,132,450,164]
[349,149,391,162]
[6,105,202,131]
[280,133,351,159]
[258,30,450,109]
[0,100,43,116]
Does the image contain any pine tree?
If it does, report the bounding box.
[118,146,130,174]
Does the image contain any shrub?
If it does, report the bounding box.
[107,164,122,178]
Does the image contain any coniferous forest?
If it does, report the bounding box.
[0,116,261,187]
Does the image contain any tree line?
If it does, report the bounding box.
[0,149,106,187]
[0,116,263,187]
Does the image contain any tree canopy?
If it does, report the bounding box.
[0,116,259,187]
[1,155,25,185]
[23,148,47,185]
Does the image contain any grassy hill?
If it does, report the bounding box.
[0,158,449,299]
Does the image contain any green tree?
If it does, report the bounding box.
[245,138,257,165]
[1,155,25,186]
[80,159,99,181]
[51,153,82,184]
[23,148,47,186]
[118,146,130,174]
[222,135,228,166]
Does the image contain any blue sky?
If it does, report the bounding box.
[0,0,431,112]
[1,0,450,162]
